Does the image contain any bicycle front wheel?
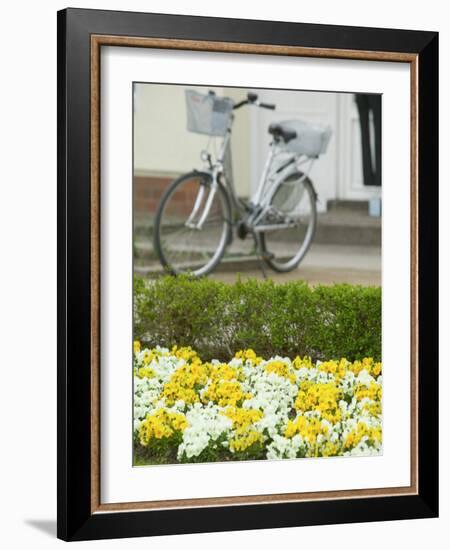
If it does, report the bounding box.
[154,171,232,276]
[261,172,317,273]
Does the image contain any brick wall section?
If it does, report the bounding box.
[134,175,173,213]
[134,174,203,216]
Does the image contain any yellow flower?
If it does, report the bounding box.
[134,340,141,354]
[321,441,339,457]
[285,415,329,448]
[372,362,382,377]
[355,381,382,402]
[230,430,263,452]
[171,345,200,363]
[349,360,363,375]
[318,360,339,375]
[361,401,382,416]
[234,349,262,365]
[162,361,210,405]
[200,363,249,407]
[285,415,308,438]
[343,422,382,450]
[143,350,156,365]
[223,406,263,431]
[294,382,342,423]
[292,356,313,370]
[139,409,188,446]
[203,380,246,407]
[265,360,296,384]
[137,366,155,379]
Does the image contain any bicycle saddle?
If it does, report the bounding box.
[268,123,297,143]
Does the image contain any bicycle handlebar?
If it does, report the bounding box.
[259,102,276,110]
[233,92,276,111]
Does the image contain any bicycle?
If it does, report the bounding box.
[153,89,332,277]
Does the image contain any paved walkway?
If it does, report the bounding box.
[209,243,381,286]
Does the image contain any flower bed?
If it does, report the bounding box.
[133,342,382,465]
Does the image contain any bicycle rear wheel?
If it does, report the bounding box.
[154,171,231,276]
[261,172,317,272]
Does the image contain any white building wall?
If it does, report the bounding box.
[133,84,218,177]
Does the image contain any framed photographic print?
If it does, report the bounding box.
[57,8,439,541]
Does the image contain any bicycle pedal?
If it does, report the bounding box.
[236,221,248,239]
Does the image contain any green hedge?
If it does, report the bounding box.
[134,276,381,362]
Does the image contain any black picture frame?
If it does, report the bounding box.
[57,7,438,541]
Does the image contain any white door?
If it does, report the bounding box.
[336,94,381,201]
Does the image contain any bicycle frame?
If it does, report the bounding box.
[191,111,316,233]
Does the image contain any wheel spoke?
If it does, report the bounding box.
[262,175,316,272]
[155,174,230,276]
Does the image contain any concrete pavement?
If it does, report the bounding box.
[209,243,381,286]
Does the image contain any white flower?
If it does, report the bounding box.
[178,405,232,460]
[357,369,375,387]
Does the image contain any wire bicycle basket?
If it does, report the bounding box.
[185,89,235,137]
